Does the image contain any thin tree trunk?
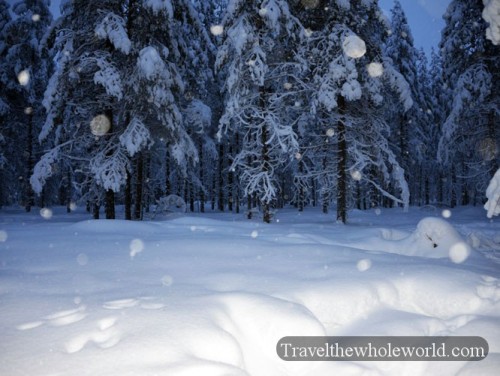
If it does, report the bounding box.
[25,112,34,212]
[337,96,347,223]
[105,189,115,219]
[134,153,143,220]
[261,121,271,224]
[218,143,224,211]
[125,170,132,220]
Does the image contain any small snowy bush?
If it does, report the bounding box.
[484,168,500,218]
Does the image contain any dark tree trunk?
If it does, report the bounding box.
[228,143,234,212]
[199,140,205,213]
[105,189,115,219]
[261,122,271,224]
[25,112,35,212]
[336,96,347,223]
[165,148,171,196]
[93,202,100,219]
[134,153,144,220]
[125,170,132,220]
[218,143,224,211]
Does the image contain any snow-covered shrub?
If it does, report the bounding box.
[152,195,187,217]
[484,169,500,218]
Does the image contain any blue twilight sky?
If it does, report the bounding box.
[378,0,451,56]
[47,0,449,56]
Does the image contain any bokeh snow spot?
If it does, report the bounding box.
[32,14,40,22]
[251,230,259,239]
[90,114,111,136]
[24,107,33,115]
[342,35,366,59]
[210,25,224,36]
[367,62,384,77]
[374,208,381,216]
[0,230,7,242]
[357,259,372,272]
[449,242,470,264]
[17,69,30,86]
[129,239,144,259]
[77,253,88,266]
[442,209,452,219]
[350,170,362,181]
[69,202,78,211]
[161,275,173,287]
[40,208,53,220]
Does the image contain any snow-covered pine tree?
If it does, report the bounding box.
[32,0,131,218]
[2,0,52,212]
[428,48,449,204]
[438,0,499,206]
[296,0,411,223]
[384,0,426,205]
[216,0,303,223]
[0,0,12,207]
[119,0,215,218]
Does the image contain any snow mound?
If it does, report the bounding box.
[404,217,472,261]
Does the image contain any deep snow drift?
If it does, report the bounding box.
[0,205,499,375]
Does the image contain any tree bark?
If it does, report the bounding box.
[336,96,347,223]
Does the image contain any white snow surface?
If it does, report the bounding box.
[0,206,499,375]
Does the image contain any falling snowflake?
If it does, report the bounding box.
[90,114,111,136]
[251,230,259,238]
[374,208,381,216]
[357,259,372,272]
[129,239,144,259]
[40,208,53,220]
[367,62,384,77]
[0,230,7,242]
[17,69,30,86]
[77,253,88,266]
[69,202,78,211]
[442,209,451,219]
[304,28,313,38]
[24,107,33,115]
[326,128,335,137]
[342,35,366,59]
[283,82,293,90]
[161,275,174,287]
[32,14,40,22]
[295,152,302,160]
[210,25,224,36]
[258,8,268,16]
[350,170,362,181]
[449,243,470,264]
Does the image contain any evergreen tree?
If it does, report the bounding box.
[2,0,52,211]
[32,0,131,218]
[216,0,303,223]
[438,0,499,206]
[296,0,411,222]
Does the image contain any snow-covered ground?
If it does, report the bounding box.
[0,205,499,375]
